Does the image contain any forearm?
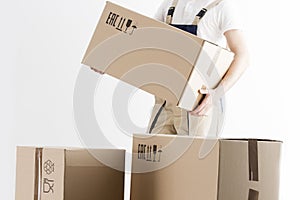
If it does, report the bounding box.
[213,29,250,99]
[214,51,250,98]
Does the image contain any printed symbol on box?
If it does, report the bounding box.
[106,12,137,35]
[138,144,162,162]
[44,160,54,175]
[152,145,157,162]
[138,144,142,159]
[115,16,126,31]
[106,12,119,27]
[116,18,137,35]
[143,144,146,159]
[157,146,162,162]
[146,145,152,161]
[43,178,54,193]
[138,144,146,160]
[128,24,137,35]
[152,145,162,162]
[124,19,133,33]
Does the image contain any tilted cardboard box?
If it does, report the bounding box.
[15,147,125,200]
[130,134,282,200]
[82,1,234,111]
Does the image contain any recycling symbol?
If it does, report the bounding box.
[44,160,54,175]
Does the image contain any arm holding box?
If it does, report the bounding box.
[190,29,249,116]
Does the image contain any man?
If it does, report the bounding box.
[92,0,249,136]
[146,0,249,136]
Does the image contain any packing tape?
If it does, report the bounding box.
[34,148,43,200]
[248,139,259,181]
[248,189,259,200]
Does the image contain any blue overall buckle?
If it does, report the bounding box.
[196,8,207,18]
[167,6,175,16]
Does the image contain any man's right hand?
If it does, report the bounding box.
[90,67,104,74]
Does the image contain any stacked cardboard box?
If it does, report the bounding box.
[15,147,125,200]
[15,136,282,200]
[130,134,282,200]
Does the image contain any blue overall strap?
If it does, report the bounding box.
[192,0,223,25]
[166,0,179,25]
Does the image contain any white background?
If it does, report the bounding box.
[0,0,298,199]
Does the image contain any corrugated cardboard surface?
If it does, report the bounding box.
[64,149,125,200]
[40,148,65,200]
[130,135,282,200]
[130,134,220,200]
[15,147,36,200]
[218,139,282,200]
[82,1,199,105]
[82,2,199,65]
[15,147,125,200]
[82,2,233,110]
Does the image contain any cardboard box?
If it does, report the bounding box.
[82,2,234,111]
[15,147,125,200]
[130,134,282,200]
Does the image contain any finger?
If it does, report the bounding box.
[197,103,212,116]
[191,103,205,114]
[190,96,210,114]
[190,101,207,115]
[190,104,203,114]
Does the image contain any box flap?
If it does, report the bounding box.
[65,148,125,171]
[15,146,37,200]
[218,139,281,200]
[64,148,125,200]
[220,138,282,143]
[40,148,65,200]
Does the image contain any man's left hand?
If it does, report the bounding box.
[189,89,217,116]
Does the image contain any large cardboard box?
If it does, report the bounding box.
[82,2,234,111]
[15,147,125,200]
[130,134,282,200]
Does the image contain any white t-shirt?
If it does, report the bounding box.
[154,0,243,48]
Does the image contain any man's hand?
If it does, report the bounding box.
[90,67,104,74]
[190,94,212,116]
[189,89,218,116]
